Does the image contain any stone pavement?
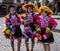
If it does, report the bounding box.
[0,31,60,51]
[0,17,60,51]
[52,15,60,19]
[55,19,60,30]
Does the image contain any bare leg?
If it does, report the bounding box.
[11,39,15,51]
[43,44,47,51]
[17,38,21,51]
[46,44,50,51]
[25,39,29,51]
[43,44,50,51]
[31,38,35,51]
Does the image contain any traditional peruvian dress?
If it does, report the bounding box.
[26,13,36,32]
[22,13,35,40]
[4,14,22,39]
[35,15,57,43]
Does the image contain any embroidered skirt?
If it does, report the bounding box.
[37,28,54,43]
[29,23,36,32]
[5,26,22,39]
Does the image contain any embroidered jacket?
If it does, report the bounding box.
[35,16,57,30]
[5,14,21,26]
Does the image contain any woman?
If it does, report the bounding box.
[35,6,57,51]
[3,5,22,51]
[22,2,39,51]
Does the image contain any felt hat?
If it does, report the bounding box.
[22,2,39,12]
[39,6,53,16]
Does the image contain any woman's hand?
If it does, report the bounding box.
[23,33,28,38]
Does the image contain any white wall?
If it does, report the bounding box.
[14,0,24,4]
[48,0,53,2]
[0,0,2,3]
[21,0,24,4]
[14,0,17,3]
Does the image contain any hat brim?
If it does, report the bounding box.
[22,3,39,12]
[22,4,35,10]
[39,6,53,16]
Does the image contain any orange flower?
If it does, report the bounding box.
[45,30,49,34]
[21,14,26,19]
[11,32,15,35]
[36,33,42,40]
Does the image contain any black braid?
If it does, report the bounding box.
[32,11,36,24]
[15,13,20,23]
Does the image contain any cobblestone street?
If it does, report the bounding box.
[0,17,60,51]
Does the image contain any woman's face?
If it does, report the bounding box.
[9,7,16,15]
[27,7,33,13]
[41,11,47,17]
